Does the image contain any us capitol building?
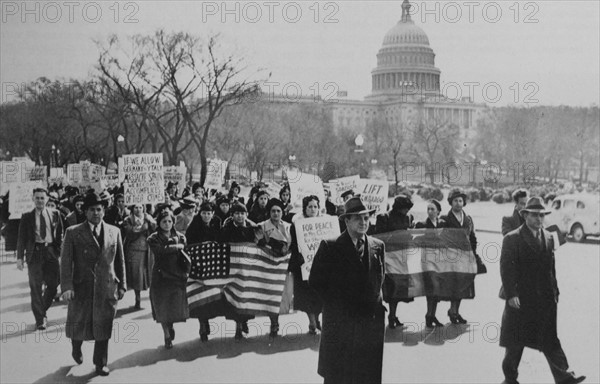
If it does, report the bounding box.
[269,0,487,144]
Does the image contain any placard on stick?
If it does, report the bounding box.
[119,153,164,205]
[295,215,340,280]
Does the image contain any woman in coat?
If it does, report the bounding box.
[221,202,259,339]
[415,199,446,328]
[440,188,485,324]
[123,203,157,309]
[289,195,323,334]
[257,198,292,337]
[374,193,415,329]
[184,201,222,341]
[148,210,190,349]
[248,190,270,224]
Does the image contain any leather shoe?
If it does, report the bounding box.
[95,366,110,376]
[559,375,586,384]
[37,318,47,331]
[71,350,83,365]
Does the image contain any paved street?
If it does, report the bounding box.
[1,231,598,384]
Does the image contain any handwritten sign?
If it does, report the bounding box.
[204,159,228,190]
[120,153,164,205]
[9,180,45,219]
[357,178,389,214]
[164,165,187,194]
[295,215,340,280]
[329,175,360,205]
[1,161,46,195]
[288,171,326,214]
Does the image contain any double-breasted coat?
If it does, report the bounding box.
[500,225,560,350]
[309,231,386,384]
[61,221,126,341]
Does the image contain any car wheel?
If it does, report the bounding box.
[570,224,585,242]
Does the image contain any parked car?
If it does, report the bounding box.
[545,194,600,242]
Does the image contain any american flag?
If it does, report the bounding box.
[186,242,291,317]
[186,241,230,280]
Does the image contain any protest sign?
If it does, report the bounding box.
[98,174,120,191]
[329,175,360,205]
[357,178,389,214]
[295,215,340,280]
[1,161,46,195]
[204,159,228,190]
[288,171,325,213]
[67,163,83,186]
[164,165,187,194]
[120,153,164,205]
[265,181,283,200]
[9,180,45,219]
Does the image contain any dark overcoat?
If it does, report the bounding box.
[61,222,126,341]
[309,231,386,384]
[500,225,560,350]
[501,209,524,236]
[148,230,190,323]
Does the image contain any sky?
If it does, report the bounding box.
[1,0,599,107]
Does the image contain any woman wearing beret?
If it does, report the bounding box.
[374,194,415,329]
[440,188,486,324]
[148,210,190,349]
[415,199,446,327]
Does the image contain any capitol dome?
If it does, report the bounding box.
[370,0,441,98]
[382,21,430,47]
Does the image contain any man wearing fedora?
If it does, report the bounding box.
[17,187,64,330]
[61,192,126,376]
[500,197,585,384]
[309,196,386,384]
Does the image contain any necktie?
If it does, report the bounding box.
[39,211,47,241]
[536,231,543,248]
[356,237,366,264]
[93,225,100,242]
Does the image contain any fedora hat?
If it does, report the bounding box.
[340,196,376,218]
[82,191,109,210]
[520,196,551,215]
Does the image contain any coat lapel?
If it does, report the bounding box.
[338,231,364,271]
[519,225,541,254]
[83,222,102,251]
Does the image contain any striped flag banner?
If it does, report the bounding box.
[373,228,477,300]
[186,242,290,317]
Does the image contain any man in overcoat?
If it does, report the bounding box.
[501,188,528,236]
[500,196,585,384]
[61,192,126,376]
[309,196,386,384]
[17,187,64,330]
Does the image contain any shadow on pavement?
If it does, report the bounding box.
[108,332,320,373]
[33,365,97,384]
[384,323,470,347]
